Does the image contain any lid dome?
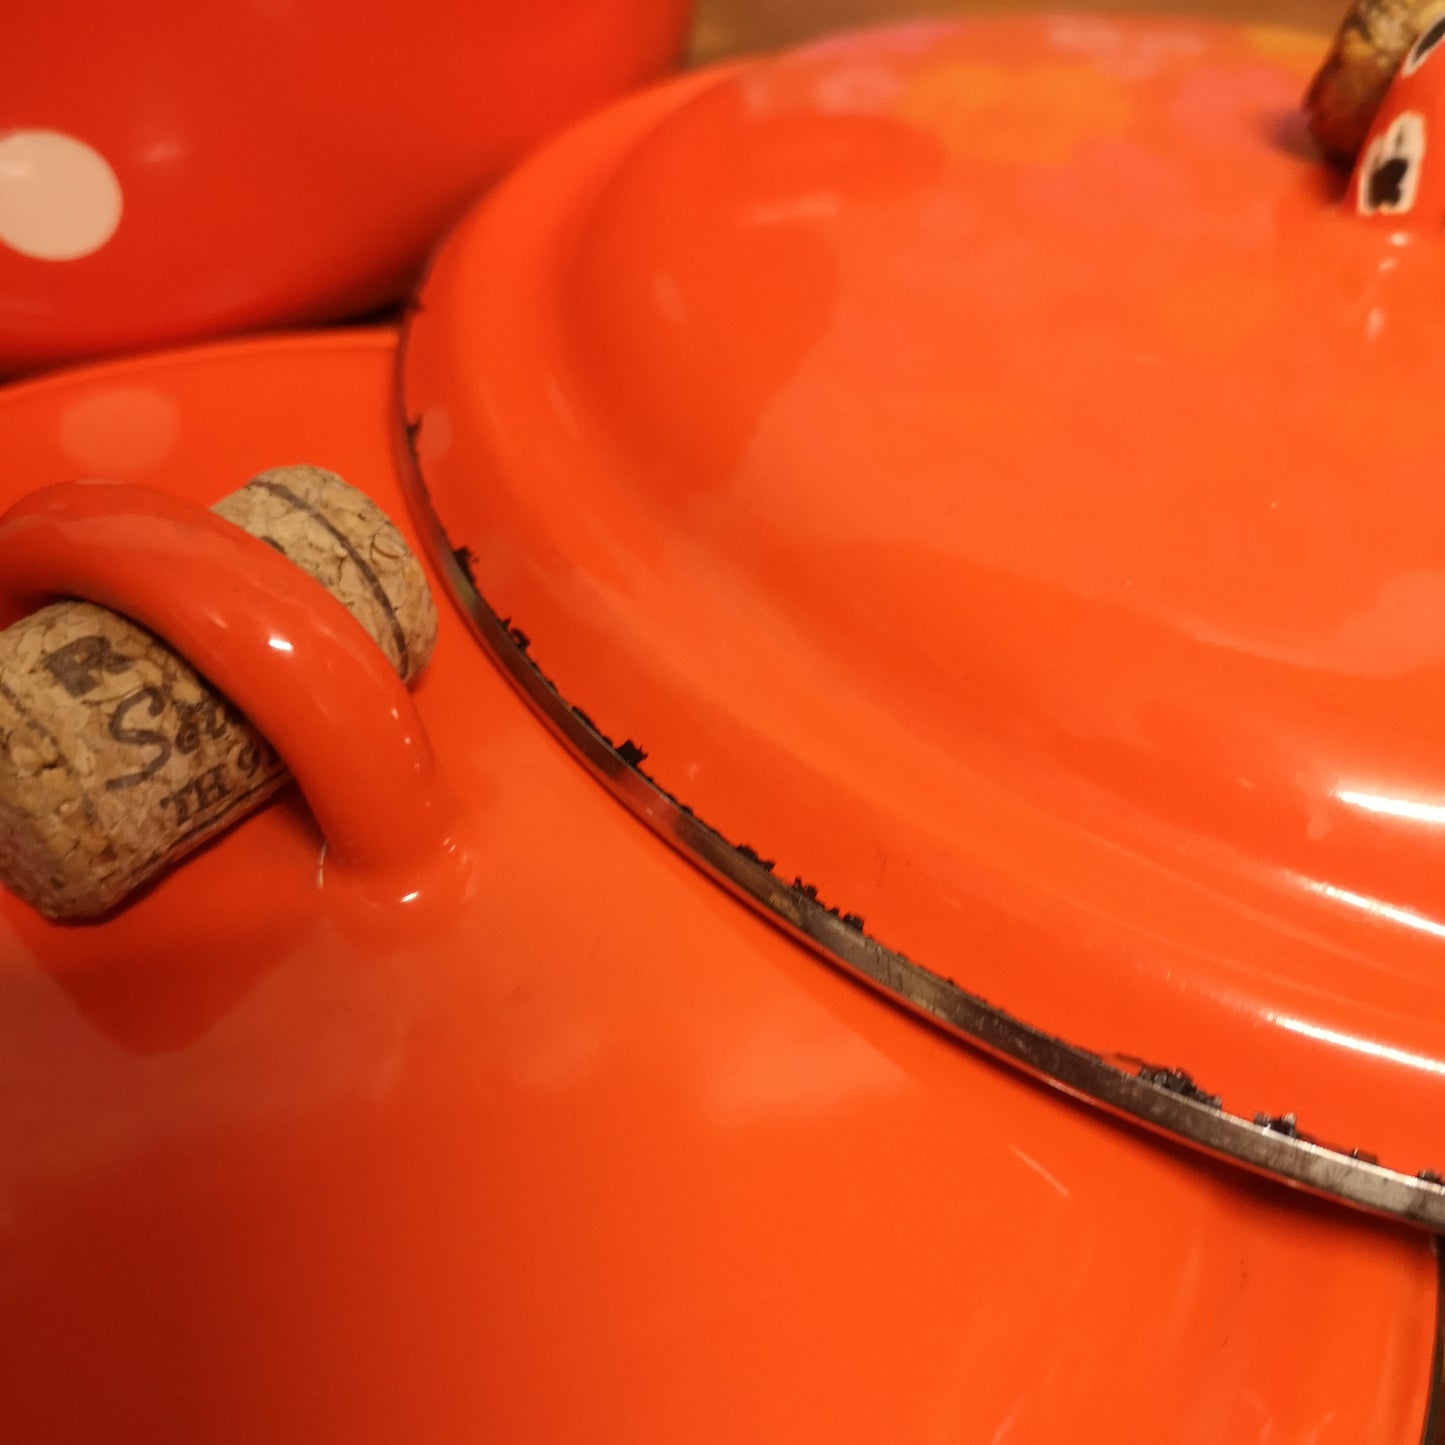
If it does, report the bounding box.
[403,14,1445,1207]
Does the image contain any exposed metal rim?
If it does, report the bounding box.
[392,390,1445,1233]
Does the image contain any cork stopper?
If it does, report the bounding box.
[0,465,438,920]
[1307,0,1445,160]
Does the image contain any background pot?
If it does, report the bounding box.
[0,0,691,372]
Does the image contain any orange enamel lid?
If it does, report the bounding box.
[401,15,1445,1222]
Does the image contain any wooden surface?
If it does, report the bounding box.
[690,0,1346,62]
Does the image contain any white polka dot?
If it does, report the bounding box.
[0,130,122,261]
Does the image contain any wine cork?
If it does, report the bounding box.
[0,465,438,920]
[1307,0,1445,160]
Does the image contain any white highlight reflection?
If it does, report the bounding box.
[1273,1012,1445,1079]
[1337,787,1445,826]
[1009,1145,1071,1198]
[1305,877,1445,942]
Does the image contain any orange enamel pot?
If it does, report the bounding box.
[0,0,691,373]
[2,13,1445,1442]
[0,323,1438,1445]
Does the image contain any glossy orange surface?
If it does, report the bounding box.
[403,16,1445,1182]
[0,0,691,372]
[0,331,1438,1442]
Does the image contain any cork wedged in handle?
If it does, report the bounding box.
[0,480,457,882]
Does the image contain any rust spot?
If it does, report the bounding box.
[1137,1064,1222,1110]
[452,545,478,583]
[1254,1111,1300,1138]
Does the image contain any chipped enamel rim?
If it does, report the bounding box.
[390,384,1445,1233]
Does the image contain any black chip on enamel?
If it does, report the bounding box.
[1358,111,1427,215]
[1368,153,1412,208]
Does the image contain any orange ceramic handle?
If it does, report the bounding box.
[0,479,455,876]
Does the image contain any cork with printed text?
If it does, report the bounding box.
[0,465,438,920]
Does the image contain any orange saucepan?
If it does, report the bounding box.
[0,12,1443,1443]
[0,325,1435,1443]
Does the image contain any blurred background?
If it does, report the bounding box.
[0,0,1354,374]
[690,0,1345,61]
